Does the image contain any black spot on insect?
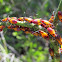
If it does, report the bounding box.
[52,34,54,35]
[61,19,62,20]
[55,35,60,39]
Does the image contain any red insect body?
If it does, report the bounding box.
[47,27,56,37]
[24,17,34,23]
[58,11,62,15]
[41,20,52,26]
[18,17,24,21]
[9,19,17,24]
[32,19,42,25]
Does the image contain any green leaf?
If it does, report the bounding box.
[12,32,18,36]
[0,0,3,3]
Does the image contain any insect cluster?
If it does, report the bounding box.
[0,11,62,59]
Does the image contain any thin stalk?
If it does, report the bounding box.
[53,0,62,26]
[0,31,8,53]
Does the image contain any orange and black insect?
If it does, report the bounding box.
[9,19,17,24]
[11,17,17,20]
[0,25,5,31]
[32,19,42,25]
[55,35,62,45]
[24,17,34,23]
[41,20,52,26]
[9,17,18,24]
[49,14,54,23]
[21,27,32,33]
[39,30,49,40]
[32,31,40,36]
[18,17,24,21]
[58,11,62,22]
[2,17,11,22]
[12,26,21,31]
[47,27,57,37]
[8,25,15,29]
[49,48,54,59]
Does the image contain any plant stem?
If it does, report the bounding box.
[53,0,62,62]
[0,31,8,53]
[53,0,62,26]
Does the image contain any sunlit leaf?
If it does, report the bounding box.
[12,32,18,36]
[0,0,3,3]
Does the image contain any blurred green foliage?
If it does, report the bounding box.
[0,0,61,62]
